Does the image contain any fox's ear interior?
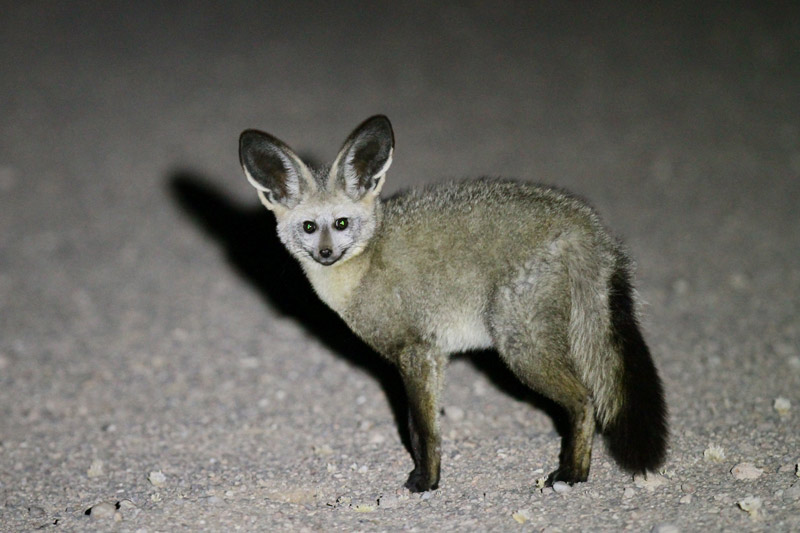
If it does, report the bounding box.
[331,115,394,200]
[239,129,314,211]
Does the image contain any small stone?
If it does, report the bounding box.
[118,499,137,511]
[353,504,375,512]
[444,406,465,421]
[86,502,117,519]
[420,491,433,501]
[679,494,692,504]
[681,482,696,494]
[552,481,572,494]
[369,432,385,444]
[622,487,635,499]
[704,445,726,463]
[28,506,45,518]
[796,462,800,477]
[87,459,104,478]
[651,524,680,533]
[313,444,334,456]
[634,473,667,491]
[731,463,762,481]
[774,397,792,415]
[512,509,531,524]
[377,493,401,509]
[737,496,762,519]
[148,470,167,487]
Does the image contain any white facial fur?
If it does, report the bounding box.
[274,191,378,268]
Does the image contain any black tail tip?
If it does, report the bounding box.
[606,266,669,474]
[605,380,669,474]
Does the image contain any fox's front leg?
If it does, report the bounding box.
[396,344,445,492]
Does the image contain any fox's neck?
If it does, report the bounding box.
[302,243,373,315]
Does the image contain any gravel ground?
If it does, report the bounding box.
[2,2,799,531]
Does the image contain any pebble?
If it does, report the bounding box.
[313,444,334,456]
[512,509,531,524]
[377,493,401,509]
[552,481,572,494]
[679,494,692,504]
[87,459,104,478]
[86,501,118,520]
[148,470,167,487]
[731,463,762,480]
[622,487,635,499]
[28,506,45,518]
[784,483,800,501]
[353,504,375,512]
[737,496,761,519]
[651,523,680,533]
[773,397,791,415]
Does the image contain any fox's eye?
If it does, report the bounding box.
[334,218,349,231]
[302,221,317,234]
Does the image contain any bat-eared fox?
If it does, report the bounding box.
[238,115,668,492]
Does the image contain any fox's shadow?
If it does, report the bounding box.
[168,171,568,457]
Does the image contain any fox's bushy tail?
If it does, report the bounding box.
[603,266,669,473]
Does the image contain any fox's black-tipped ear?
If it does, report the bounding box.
[239,129,315,211]
[331,115,394,200]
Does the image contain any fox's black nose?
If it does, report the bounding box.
[319,248,332,258]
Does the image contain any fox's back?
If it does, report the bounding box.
[346,179,617,353]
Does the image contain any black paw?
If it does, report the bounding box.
[404,469,439,493]
[545,467,587,487]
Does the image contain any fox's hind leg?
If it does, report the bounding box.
[491,258,596,484]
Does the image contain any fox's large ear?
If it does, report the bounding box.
[331,115,394,200]
[239,129,315,211]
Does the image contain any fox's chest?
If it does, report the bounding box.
[303,260,366,315]
[345,277,495,357]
